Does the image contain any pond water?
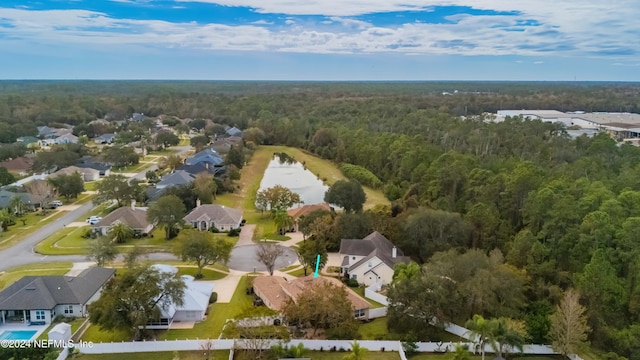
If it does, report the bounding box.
[258,154,329,209]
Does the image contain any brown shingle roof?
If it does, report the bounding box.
[0,157,33,172]
[253,275,370,312]
[95,206,151,230]
[287,203,331,219]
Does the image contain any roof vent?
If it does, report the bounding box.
[26,286,36,290]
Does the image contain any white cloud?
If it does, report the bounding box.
[534,61,544,64]
[0,1,638,60]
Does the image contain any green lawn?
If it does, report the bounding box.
[158,276,254,340]
[289,351,400,359]
[0,262,73,290]
[357,318,465,342]
[75,351,230,360]
[409,356,559,360]
[36,227,182,255]
[286,267,311,277]
[80,326,134,343]
[0,210,67,250]
[352,287,386,309]
[38,318,86,340]
[175,266,228,280]
[83,181,99,191]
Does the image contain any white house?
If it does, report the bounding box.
[339,231,410,287]
[183,200,243,232]
[0,268,115,325]
[146,265,213,329]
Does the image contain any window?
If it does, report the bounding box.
[351,274,357,280]
[35,310,46,320]
[64,305,73,314]
[220,225,225,230]
[354,309,365,318]
[368,261,372,268]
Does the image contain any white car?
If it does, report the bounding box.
[86,216,102,225]
[51,200,63,207]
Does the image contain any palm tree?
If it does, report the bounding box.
[449,344,472,360]
[271,209,294,235]
[288,343,308,358]
[9,195,25,216]
[491,318,525,359]
[0,209,15,233]
[465,314,496,360]
[343,341,368,360]
[108,222,134,243]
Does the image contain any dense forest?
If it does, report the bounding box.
[1,81,640,358]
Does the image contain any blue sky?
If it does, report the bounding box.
[0,0,638,80]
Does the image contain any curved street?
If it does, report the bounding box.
[0,146,192,272]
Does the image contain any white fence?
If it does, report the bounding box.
[364,287,389,306]
[55,347,69,360]
[369,308,388,318]
[81,339,234,354]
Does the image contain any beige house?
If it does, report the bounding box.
[183,201,242,232]
[286,203,331,232]
[93,202,153,236]
[340,231,410,287]
[50,166,100,181]
[252,275,371,320]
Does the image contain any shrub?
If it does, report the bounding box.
[339,163,383,188]
[209,226,220,233]
[209,292,218,304]
[228,228,240,236]
[346,279,359,287]
[82,228,93,238]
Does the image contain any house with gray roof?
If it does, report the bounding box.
[94,133,116,144]
[0,267,115,325]
[184,148,224,167]
[183,200,242,232]
[339,231,410,287]
[54,133,78,145]
[155,170,195,190]
[225,126,243,137]
[93,202,153,236]
[0,190,41,211]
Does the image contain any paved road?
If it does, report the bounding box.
[0,146,192,272]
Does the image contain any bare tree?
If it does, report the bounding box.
[25,179,56,211]
[550,288,591,358]
[255,243,285,276]
[200,340,215,360]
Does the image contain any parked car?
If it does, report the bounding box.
[51,200,63,207]
[86,216,102,225]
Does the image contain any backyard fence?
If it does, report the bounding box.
[368,308,388,318]
[364,287,389,306]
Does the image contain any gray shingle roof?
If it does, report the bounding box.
[339,231,409,270]
[0,267,115,310]
[184,204,242,225]
[94,206,151,230]
[157,170,195,188]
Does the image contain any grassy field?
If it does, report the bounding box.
[408,356,559,360]
[75,351,230,360]
[356,318,465,342]
[175,266,228,280]
[0,262,73,290]
[35,227,175,255]
[158,276,254,340]
[216,145,389,241]
[0,211,67,250]
[352,287,386,309]
[282,351,400,359]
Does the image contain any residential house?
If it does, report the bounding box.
[75,157,111,176]
[155,170,195,190]
[0,157,34,176]
[210,136,243,153]
[49,166,99,181]
[0,267,115,325]
[39,139,56,147]
[94,133,116,144]
[252,275,371,320]
[42,128,73,140]
[287,203,331,232]
[339,231,410,287]
[0,190,41,211]
[225,126,243,137]
[92,202,153,236]
[176,162,225,178]
[131,113,145,121]
[183,200,242,232]
[54,133,78,145]
[16,136,39,146]
[184,148,224,167]
[146,264,214,329]
[36,126,56,138]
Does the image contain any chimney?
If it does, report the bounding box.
[196,199,201,208]
[392,246,397,259]
[131,200,136,210]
